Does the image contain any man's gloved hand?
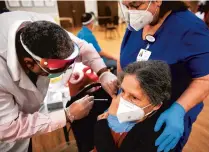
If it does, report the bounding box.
[154,102,186,152]
[99,71,118,98]
[65,95,94,122]
[68,71,84,84]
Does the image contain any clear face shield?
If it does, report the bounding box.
[119,0,154,31]
[20,34,79,79]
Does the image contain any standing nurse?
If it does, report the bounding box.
[119,1,209,152]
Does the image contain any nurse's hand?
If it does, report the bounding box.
[154,102,186,152]
[99,71,118,97]
[65,95,94,122]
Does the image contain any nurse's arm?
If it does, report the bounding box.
[117,58,122,74]
[177,74,209,112]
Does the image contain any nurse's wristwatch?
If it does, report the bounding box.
[64,107,75,123]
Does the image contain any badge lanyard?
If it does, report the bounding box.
[136,35,155,62]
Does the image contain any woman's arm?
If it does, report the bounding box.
[178,75,209,112]
[154,76,209,152]
[100,50,119,61]
[154,28,209,152]
[117,58,122,74]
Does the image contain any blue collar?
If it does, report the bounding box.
[82,26,92,33]
[107,114,136,133]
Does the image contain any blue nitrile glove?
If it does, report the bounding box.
[154,102,186,152]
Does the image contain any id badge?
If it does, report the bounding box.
[136,49,151,61]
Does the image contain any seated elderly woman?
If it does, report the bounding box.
[93,60,172,152]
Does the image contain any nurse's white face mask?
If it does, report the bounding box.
[119,1,154,31]
[116,97,154,123]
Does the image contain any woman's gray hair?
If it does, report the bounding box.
[119,60,172,106]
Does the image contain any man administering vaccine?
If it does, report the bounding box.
[0,11,117,152]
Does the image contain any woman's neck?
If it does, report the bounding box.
[86,24,93,32]
[108,96,120,115]
[142,11,172,40]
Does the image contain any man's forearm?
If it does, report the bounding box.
[0,110,66,142]
[67,32,106,73]
[177,75,209,112]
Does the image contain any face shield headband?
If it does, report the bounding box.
[20,34,79,77]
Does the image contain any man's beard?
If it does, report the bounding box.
[27,70,38,85]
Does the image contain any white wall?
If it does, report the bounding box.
[5,0,60,24]
[84,0,98,24]
[84,0,124,24]
[5,1,123,25]
[84,0,97,17]
[118,2,124,23]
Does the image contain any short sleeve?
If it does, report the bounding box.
[77,31,101,53]
[182,27,209,78]
[88,35,102,53]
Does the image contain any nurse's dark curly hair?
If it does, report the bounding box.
[16,21,74,59]
[119,60,172,106]
[159,1,188,18]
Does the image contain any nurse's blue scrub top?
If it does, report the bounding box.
[120,11,209,115]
